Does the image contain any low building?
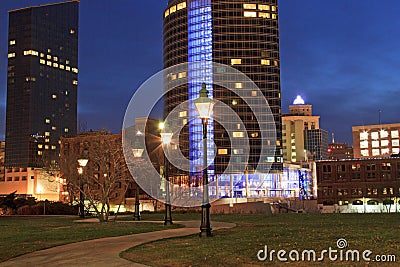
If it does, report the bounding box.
[317,156,400,213]
[352,123,400,158]
[328,142,353,160]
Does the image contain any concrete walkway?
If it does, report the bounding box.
[0,220,235,267]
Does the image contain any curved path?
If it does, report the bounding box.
[0,220,235,267]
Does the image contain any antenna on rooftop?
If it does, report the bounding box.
[332,133,335,144]
[378,109,382,125]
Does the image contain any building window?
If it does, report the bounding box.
[380,129,388,138]
[9,40,16,45]
[178,71,186,78]
[51,145,56,150]
[372,141,379,148]
[258,12,270,18]
[72,80,78,85]
[381,148,390,155]
[218,149,228,155]
[258,4,270,11]
[40,59,45,64]
[53,63,59,68]
[164,9,170,17]
[381,140,389,147]
[233,132,244,138]
[360,150,369,157]
[232,100,238,106]
[170,5,177,14]
[251,91,257,96]
[52,94,57,99]
[371,132,379,140]
[38,151,43,156]
[47,61,52,66]
[45,118,50,124]
[391,130,399,138]
[372,149,380,156]
[177,2,186,10]
[72,68,78,73]
[52,126,56,131]
[8,53,16,58]
[231,59,242,65]
[38,144,43,149]
[250,132,259,138]
[271,5,277,12]
[392,140,399,147]
[244,11,257,17]
[179,111,187,117]
[64,128,69,133]
[171,74,177,80]
[45,132,50,137]
[70,29,75,34]
[360,131,368,140]
[243,3,257,9]
[272,14,277,19]
[261,59,270,65]
[235,83,242,89]
[360,141,368,148]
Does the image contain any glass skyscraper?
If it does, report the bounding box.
[5,1,79,168]
[163,0,283,197]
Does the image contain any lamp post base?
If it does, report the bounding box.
[199,203,212,237]
[133,202,141,221]
[164,204,173,225]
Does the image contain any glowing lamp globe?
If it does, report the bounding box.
[194,83,214,120]
[77,158,89,167]
[161,132,173,145]
[293,95,305,105]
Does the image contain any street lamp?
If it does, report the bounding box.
[77,156,88,218]
[161,129,173,225]
[132,141,144,221]
[194,83,215,237]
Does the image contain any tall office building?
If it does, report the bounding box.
[163,0,283,197]
[5,1,79,168]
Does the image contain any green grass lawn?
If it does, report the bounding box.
[0,215,180,262]
[122,213,400,267]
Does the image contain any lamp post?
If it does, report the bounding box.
[132,145,144,221]
[161,130,173,225]
[195,83,215,237]
[77,157,89,218]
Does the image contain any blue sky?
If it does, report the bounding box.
[1,0,399,144]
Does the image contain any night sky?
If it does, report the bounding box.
[1,0,399,145]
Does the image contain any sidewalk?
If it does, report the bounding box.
[0,220,235,267]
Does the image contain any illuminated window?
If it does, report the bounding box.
[272,14,277,19]
[380,129,388,138]
[233,149,243,154]
[8,53,15,58]
[372,141,379,148]
[372,149,380,156]
[276,140,281,146]
[72,80,78,85]
[361,150,369,156]
[235,83,242,89]
[274,60,279,66]
[170,5,177,14]
[258,4,270,11]
[51,145,56,150]
[53,56,58,61]
[243,3,257,9]
[47,61,52,66]
[47,55,51,59]
[171,74,177,80]
[40,53,44,57]
[251,132,259,138]
[59,64,65,69]
[360,141,368,148]
[391,130,399,138]
[38,151,43,156]
[259,12,270,18]
[66,60,70,65]
[72,68,78,73]
[70,29,75,34]
[179,111,187,117]
[381,140,389,147]
[45,132,50,137]
[24,50,30,55]
[244,11,257,17]
[237,124,241,129]
[178,72,186,78]
[53,63,58,68]
[182,119,187,125]
[52,126,56,131]
[218,149,228,155]
[9,40,16,45]
[38,144,43,149]
[233,132,244,138]
[164,9,170,17]
[271,5,276,12]
[47,49,51,53]
[66,66,71,71]
[261,59,270,65]
[381,148,390,155]
[177,2,186,10]
[45,118,50,124]
[64,128,69,133]
[371,132,379,140]
[252,91,257,96]
[392,140,399,147]
[360,131,368,140]
[45,138,50,143]
[45,145,49,150]
[231,59,242,65]
[393,148,400,154]
[232,100,238,106]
